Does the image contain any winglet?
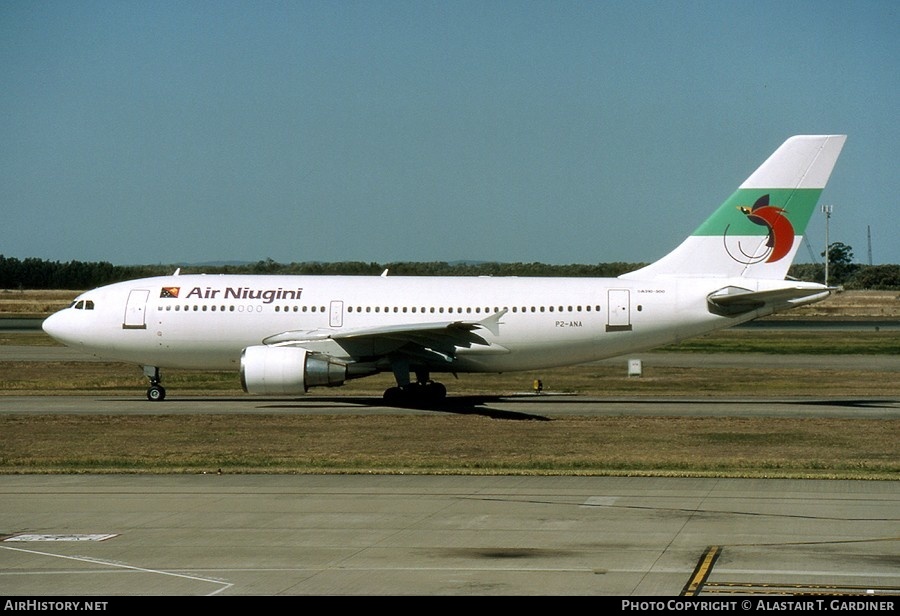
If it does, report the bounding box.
[478,308,507,337]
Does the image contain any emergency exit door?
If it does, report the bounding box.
[330,300,344,327]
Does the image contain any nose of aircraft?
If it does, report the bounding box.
[42,310,78,347]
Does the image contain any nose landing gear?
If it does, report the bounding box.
[143,366,166,401]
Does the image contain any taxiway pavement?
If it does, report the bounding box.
[1,474,898,596]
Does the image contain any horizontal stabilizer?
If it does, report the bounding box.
[707,285,832,316]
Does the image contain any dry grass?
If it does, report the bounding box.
[1,414,897,479]
[773,289,899,319]
[0,289,77,317]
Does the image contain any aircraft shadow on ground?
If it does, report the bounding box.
[256,395,552,421]
[114,394,897,420]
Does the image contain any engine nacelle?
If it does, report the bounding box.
[240,345,347,395]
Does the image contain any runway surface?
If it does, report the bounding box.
[1,474,898,596]
[1,393,899,419]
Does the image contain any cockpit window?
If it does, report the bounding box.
[71,300,95,310]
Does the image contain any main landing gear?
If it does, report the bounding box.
[383,363,447,406]
[383,380,447,405]
[143,366,166,401]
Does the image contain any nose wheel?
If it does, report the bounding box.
[147,384,167,401]
[143,366,166,401]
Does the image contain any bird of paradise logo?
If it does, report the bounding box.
[722,194,794,264]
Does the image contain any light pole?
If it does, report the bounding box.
[822,204,833,286]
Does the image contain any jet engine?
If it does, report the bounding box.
[240,345,347,395]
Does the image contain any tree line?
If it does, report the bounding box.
[1,254,897,291]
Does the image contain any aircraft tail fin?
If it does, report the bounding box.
[621,135,846,281]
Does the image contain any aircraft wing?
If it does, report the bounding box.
[261,309,508,364]
[707,286,832,316]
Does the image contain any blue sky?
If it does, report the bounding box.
[2,1,897,266]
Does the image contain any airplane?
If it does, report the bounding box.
[42,134,847,403]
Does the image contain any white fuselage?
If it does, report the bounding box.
[42,273,782,374]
